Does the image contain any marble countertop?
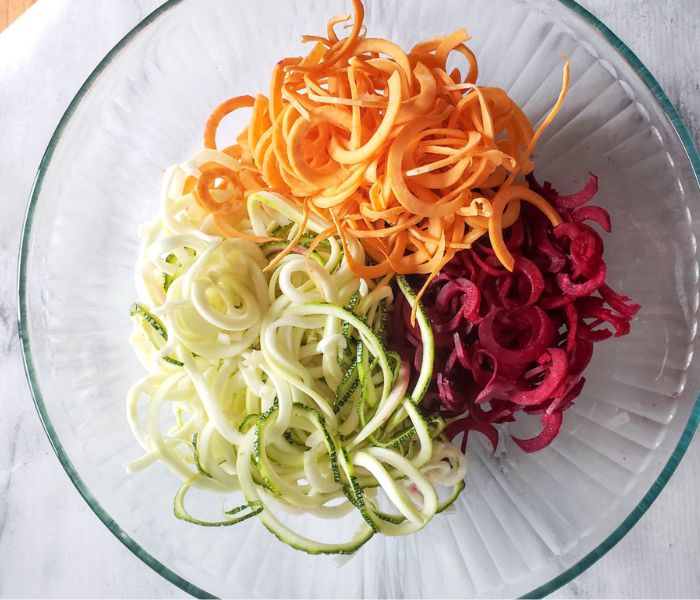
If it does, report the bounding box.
[1,0,699,597]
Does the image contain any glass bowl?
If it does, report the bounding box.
[18,0,700,597]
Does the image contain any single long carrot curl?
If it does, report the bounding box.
[196,0,569,307]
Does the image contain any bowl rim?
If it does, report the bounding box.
[17,0,700,597]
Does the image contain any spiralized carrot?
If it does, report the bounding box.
[194,0,569,308]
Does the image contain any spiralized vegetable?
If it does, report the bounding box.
[191,0,569,315]
[127,147,466,554]
[387,174,639,454]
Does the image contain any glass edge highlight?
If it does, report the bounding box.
[15,0,700,599]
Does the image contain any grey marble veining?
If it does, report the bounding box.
[0,0,698,597]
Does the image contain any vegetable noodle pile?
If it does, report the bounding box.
[128,158,465,554]
[194,0,569,310]
[123,0,609,556]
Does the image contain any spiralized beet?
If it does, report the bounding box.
[447,414,499,453]
[387,173,639,453]
[478,307,555,370]
[500,257,545,308]
[552,173,599,209]
[512,411,564,452]
[573,206,612,232]
[598,283,641,319]
[511,348,568,406]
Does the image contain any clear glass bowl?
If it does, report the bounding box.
[18,0,700,597]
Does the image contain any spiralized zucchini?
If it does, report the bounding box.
[127,149,466,554]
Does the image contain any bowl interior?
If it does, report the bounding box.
[20,0,700,597]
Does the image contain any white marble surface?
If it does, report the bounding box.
[0,0,699,597]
